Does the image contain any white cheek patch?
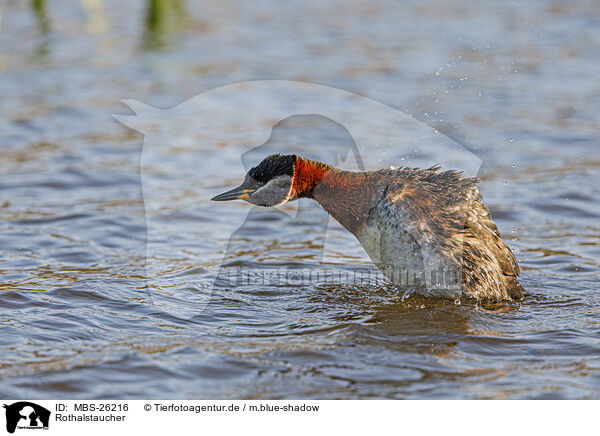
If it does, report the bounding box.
[272,174,296,206]
[251,175,294,206]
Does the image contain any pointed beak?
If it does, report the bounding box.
[211,185,256,201]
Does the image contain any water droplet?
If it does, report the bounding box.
[454,299,461,305]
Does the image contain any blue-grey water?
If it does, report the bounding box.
[1,0,599,399]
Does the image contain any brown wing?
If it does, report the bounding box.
[463,187,524,300]
[370,167,524,301]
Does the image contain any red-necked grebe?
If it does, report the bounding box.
[212,154,524,301]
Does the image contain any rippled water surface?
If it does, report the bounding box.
[1,0,599,399]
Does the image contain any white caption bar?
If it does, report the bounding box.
[0,400,595,436]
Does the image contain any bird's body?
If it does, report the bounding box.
[212,154,524,301]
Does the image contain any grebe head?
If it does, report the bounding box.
[211,154,297,206]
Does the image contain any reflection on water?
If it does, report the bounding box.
[144,0,188,50]
[0,0,599,399]
[32,0,49,30]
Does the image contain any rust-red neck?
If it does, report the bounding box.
[291,157,333,199]
[291,157,375,234]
